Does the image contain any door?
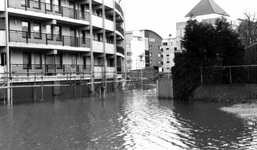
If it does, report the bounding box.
[45,55,55,75]
[69,1,75,19]
[70,28,76,47]
[70,55,77,73]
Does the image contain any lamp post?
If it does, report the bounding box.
[139,54,144,89]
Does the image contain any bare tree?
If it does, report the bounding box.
[237,12,257,48]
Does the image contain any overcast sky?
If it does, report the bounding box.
[124,0,257,39]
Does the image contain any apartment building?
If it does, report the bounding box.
[126,30,162,72]
[0,0,125,103]
[160,37,178,73]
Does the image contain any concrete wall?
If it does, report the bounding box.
[192,84,257,103]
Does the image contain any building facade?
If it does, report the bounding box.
[0,0,125,103]
[160,37,178,73]
[126,30,162,71]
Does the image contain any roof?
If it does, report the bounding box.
[185,0,229,17]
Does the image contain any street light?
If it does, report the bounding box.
[139,54,144,89]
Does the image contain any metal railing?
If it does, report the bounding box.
[200,65,257,84]
[9,30,91,48]
[116,23,124,36]
[11,64,91,77]
[116,46,124,55]
[8,0,90,21]
[115,1,124,16]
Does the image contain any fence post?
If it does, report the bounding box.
[229,66,232,84]
[200,67,203,84]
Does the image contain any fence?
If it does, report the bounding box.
[201,65,257,84]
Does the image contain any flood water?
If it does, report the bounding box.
[0,89,257,150]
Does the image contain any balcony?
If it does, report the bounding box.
[92,15,103,28]
[11,64,91,78]
[116,24,124,36]
[92,40,104,53]
[116,46,124,55]
[8,0,90,21]
[105,19,114,31]
[9,30,90,48]
[0,30,6,46]
[115,2,124,17]
[93,65,115,79]
[105,43,115,54]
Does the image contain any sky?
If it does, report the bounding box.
[124,0,257,39]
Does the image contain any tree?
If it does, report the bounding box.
[172,18,244,100]
[237,12,257,48]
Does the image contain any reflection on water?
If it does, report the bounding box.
[0,89,257,149]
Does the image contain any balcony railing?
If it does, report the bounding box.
[9,30,90,48]
[117,46,124,55]
[116,24,124,36]
[8,0,90,21]
[11,64,91,77]
[115,1,124,16]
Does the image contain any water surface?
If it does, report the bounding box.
[0,89,256,150]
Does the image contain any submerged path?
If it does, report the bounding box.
[0,89,256,149]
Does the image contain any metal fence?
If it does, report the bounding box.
[200,65,257,84]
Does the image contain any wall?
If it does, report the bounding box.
[192,84,257,103]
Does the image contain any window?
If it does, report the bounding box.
[21,0,30,7]
[23,52,31,69]
[163,42,167,46]
[81,30,86,44]
[161,48,163,52]
[54,0,61,12]
[56,54,63,69]
[45,0,53,11]
[126,44,130,48]
[174,47,177,51]
[149,45,152,50]
[34,53,42,69]
[54,26,62,41]
[150,52,152,57]
[108,58,114,67]
[166,54,169,57]
[150,60,152,65]
[1,53,6,66]
[158,46,161,50]
[149,38,155,42]
[158,53,161,57]
[81,5,85,19]
[127,52,132,56]
[46,25,53,40]
[83,56,87,69]
[33,0,40,9]
[22,21,30,38]
[167,61,170,63]
[166,48,169,50]
[33,22,41,39]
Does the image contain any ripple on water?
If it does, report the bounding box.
[0,89,257,149]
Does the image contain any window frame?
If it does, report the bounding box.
[34,53,42,69]
[22,21,31,38]
[56,54,63,69]
[54,25,62,41]
[33,0,41,9]
[23,52,32,69]
[33,22,42,39]
[21,0,30,7]
[46,25,53,40]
